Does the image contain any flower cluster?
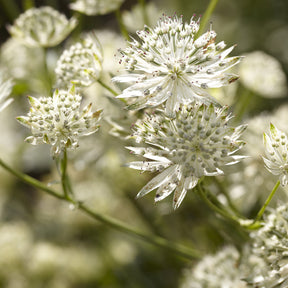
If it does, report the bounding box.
[70,0,124,16]
[249,203,288,287]
[127,103,247,209]
[113,14,240,116]
[263,123,288,186]
[17,86,102,157]
[55,32,103,89]
[7,6,77,47]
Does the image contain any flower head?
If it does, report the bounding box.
[239,51,287,98]
[113,14,240,117]
[249,203,288,287]
[181,246,248,288]
[7,6,77,47]
[70,0,124,16]
[127,102,247,209]
[17,86,102,157]
[263,123,288,186]
[55,32,103,89]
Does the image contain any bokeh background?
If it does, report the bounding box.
[0,0,287,287]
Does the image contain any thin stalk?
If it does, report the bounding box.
[97,79,118,96]
[254,180,280,222]
[137,0,149,26]
[22,0,35,10]
[196,0,219,38]
[0,157,201,260]
[60,149,70,199]
[197,184,240,223]
[115,9,130,41]
[0,158,65,200]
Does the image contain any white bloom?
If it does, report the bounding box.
[0,72,13,112]
[181,246,248,288]
[263,123,288,186]
[113,14,241,117]
[17,86,102,157]
[55,32,103,89]
[127,102,247,209]
[239,51,287,98]
[70,0,124,15]
[7,6,78,47]
[249,203,288,287]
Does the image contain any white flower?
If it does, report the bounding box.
[113,14,241,117]
[55,32,103,89]
[17,86,102,157]
[249,203,288,287]
[239,51,287,98]
[0,72,13,112]
[181,246,248,288]
[70,0,124,16]
[126,102,247,209]
[263,123,288,186]
[7,6,78,47]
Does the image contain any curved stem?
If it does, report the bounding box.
[97,79,118,97]
[0,157,202,260]
[197,183,240,223]
[115,9,130,41]
[59,149,70,199]
[196,0,219,38]
[254,180,280,222]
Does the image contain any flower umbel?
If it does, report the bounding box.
[7,6,78,47]
[263,123,288,186]
[70,0,124,16]
[127,102,247,209]
[55,32,103,89]
[17,86,102,157]
[113,14,240,117]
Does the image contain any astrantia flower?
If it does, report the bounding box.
[17,86,102,157]
[263,123,288,186]
[70,0,124,16]
[0,72,13,112]
[55,32,103,89]
[127,102,247,209]
[7,6,77,47]
[181,246,249,288]
[113,14,241,117]
[249,203,288,287]
[239,51,287,98]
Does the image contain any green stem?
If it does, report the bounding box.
[60,149,70,199]
[137,0,149,26]
[197,184,240,223]
[196,0,219,38]
[115,9,130,41]
[97,79,118,96]
[22,0,34,10]
[254,180,280,222]
[0,157,201,260]
[0,0,20,21]
[0,158,65,200]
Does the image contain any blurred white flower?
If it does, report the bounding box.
[7,6,77,47]
[17,86,102,157]
[263,123,288,186]
[0,71,13,112]
[113,14,240,117]
[55,32,103,89]
[239,51,287,98]
[122,2,161,33]
[70,0,124,15]
[181,246,248,288]
[127,102,247,209]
